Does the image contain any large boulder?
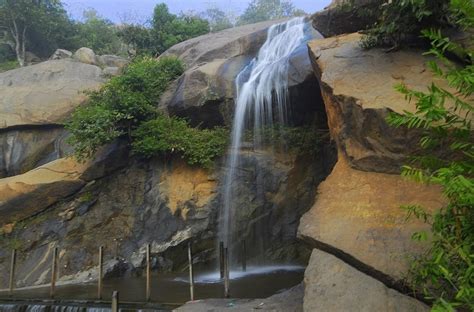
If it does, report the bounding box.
[308,33,451,173]
[0,59,104,129]
[97,55,128,68]
[304,249,429,312]
[73,47,97,65]
[159,19,322,127]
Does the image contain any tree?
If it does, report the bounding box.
[76,9,123,55]
[203,7,233,32]
[386,1,473,309]
[238,0,304,25]
[0,0,75,66]
[151,4,210,53]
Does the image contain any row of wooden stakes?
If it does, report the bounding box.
[6,240,241,302]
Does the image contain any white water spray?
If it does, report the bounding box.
[219,17,310,264]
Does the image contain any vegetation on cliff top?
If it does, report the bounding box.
[66,56,229,168]
[383,0,473,310]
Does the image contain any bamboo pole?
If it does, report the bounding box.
[50,247,58,299]
[98,246,104,300]
[111,291,119,312]
[146,244,151,302]
[241,240,247,272]
[219,242,224,279]
[9,249,16,295]
[188,242,195,301]
[224,247,230,298]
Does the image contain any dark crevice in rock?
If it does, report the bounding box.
[0,123,64,134]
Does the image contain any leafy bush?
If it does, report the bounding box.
[0,60,19,73]
[67,56,228,168]
[386,1,473,310]
[361,0,451,49]
[66,56,184,160]
[132,116,229,168]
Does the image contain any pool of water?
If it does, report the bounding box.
[0,265,304,305]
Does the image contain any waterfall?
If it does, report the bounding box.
[219,17,311,265]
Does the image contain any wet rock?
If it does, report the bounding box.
[160,19,322,127]
[0,127,71,178]
[73,47,97,65]
[298,159,445,285]
[304,249,429,312]
[176,283,303,312]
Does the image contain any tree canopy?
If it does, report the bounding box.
[238,0,305,25]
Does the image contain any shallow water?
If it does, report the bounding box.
[1,266,304,305]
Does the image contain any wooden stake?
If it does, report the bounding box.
[241,240,247,272]
[219,242,224,279]
[50,247,58,299]
[9,249,16,295]
[146,244,151,302]
[111,291,119,312]
[188,242,195,301]
[224,247,230,298]
[98,246,104,300]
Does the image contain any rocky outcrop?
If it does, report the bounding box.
[160,19,322,127]
[308,33,450,173]
[304,249,429,311]
[0,59,104,129]
[0,141,128,226]
[50,49,73,60]
[311,0,380,37]
[299,32,446,304]
[299,159,445,284]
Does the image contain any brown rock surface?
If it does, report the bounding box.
[298,159,445,283]
[304,249,429,312]
[308,33,449,173]
[0,59,104,129]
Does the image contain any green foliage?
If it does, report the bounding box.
[66,56,184,160]
[132,116,229,168]
[0,60,19,72]
[0,0,79,61]
[152,4,210,53]
[238,0,305,25]
[361,0,451,49]
[203,8,234,32]
[75,9,123,55]
[118,24,155,56]
[386,1,473,309]
[67,55,227,168]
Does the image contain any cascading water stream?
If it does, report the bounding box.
[219,17,311,266]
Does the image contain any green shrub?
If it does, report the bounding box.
[66,56,184,161]
[361,0,451,49]
[132,115,229,168]
[0,60,19,73]
[387,1,473,310]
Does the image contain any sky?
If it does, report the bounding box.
[62,0,332,23]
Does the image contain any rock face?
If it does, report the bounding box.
[311,0,380,37]
[308,33,449,173]
[299,31,446,304]
[304,249,429,312]
[50,49,73,60]
[0,59,104,129]
[298,159,445,283]
[160,19,322,127]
